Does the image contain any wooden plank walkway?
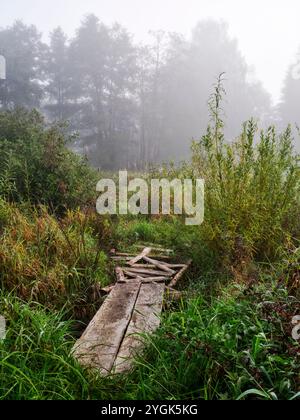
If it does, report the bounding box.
[114,282,165,374]
[73,247,191,376]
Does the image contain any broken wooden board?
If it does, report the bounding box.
[143,256,176,274]
[73,279,165,376]
[73,281,141,375]
[168,259,192,288]
[114,282,165,374]
[128,247,152,266]
[124,267,173,277]
[114,248,191,288]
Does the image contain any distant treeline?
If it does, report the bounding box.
[0,15,298,169]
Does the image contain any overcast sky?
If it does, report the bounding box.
[1,0,299,104]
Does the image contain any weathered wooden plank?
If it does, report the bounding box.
[113,282,165,374]
[112,254,172,261]
[73,281,141,375]
[124,267,173,277]
[113,253,136,257]
[134,244,174,254]
[143,256,176,275]
[165,287,183,301]
[123,270,144,279]
[128,263,157,269]
[152,255,173,261]
[166,264,186,269]
[128,248,152,266]
[121,276,168,283]
[168,260,192,288]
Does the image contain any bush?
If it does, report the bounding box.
[0,200,111,319]
[190,78,300,268]
[0,108,96,213]
[150,78,300,274]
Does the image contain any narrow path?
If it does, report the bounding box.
[73,247,191,376]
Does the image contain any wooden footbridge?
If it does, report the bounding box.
[73,246,191,376]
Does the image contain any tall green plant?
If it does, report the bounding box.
[0,108,96,213]
[191,76,300,264]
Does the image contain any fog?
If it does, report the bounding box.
[0,0,300,168]
[2,0,300,102]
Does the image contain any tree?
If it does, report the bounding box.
[136,32,168,166]
[157,21,271,161]
[44,27,76,121]
[280,49,300,143]
[68,15,138,169]
[0,21,45,109]
[0,17,274,168]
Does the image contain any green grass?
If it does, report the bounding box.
[121,276,299,400]
[1,264,299,400]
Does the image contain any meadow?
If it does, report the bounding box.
[0,84,299,400]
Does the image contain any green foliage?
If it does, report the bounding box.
[0,200,111,319]
[121,272,300,400]
[0,21,44,109]
[191,76,299,267]
[0,79,299,401]
[0,295,116,400]
[2,265,298,400]
[193,123,299,262]
[0,108,96,212]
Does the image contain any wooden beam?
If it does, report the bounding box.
[126,263,156,269]
[120,276,168,283]
[123,270,143,279]
[124,267,173,277]
[114,253,136,257]
[111,256,132,261]
[168,260,192,288]
[143,256,176,275]
[128,248,152,266]
[134,244,174,254]
[139,277,168,283]
[166,264,186,269]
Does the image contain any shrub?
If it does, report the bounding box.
[0,108,96,213]
[191,77,299,268]
[0,200,111,319]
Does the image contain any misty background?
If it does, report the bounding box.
[0,0,299,169]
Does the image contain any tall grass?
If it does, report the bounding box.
[119,268,300,400]
[0,294,118,400]
[0,200,111,319]
[191,76,299,268]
